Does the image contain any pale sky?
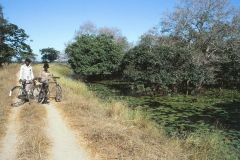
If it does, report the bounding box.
[1,0,240,61]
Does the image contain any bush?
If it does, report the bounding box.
[66,34,123,80]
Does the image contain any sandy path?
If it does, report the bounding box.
[0,72,21,160]
[0,70,89,160]
[0,107,20,160]
[45,102,88,160]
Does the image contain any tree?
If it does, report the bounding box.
[122,40,190,85]
[160,0,240,58]
[122,35,214,94]
[159,0,240,89]
[57,51,68,62]
[65,34,123,80]
[140,27,188,48]
[98,26,132,52]
[74,21,132,53]
[40,47,60,62]
[75,21,97,36]
[0,5,35,64]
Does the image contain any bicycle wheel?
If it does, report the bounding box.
[9,86,26,107]
[29,85,41,104]
[55,85,63,102]
[37,88,46,104]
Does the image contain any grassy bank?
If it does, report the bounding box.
[50,63,239,159]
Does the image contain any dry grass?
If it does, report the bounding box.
[17,103,51,159]
[49,64,190,160]
[0,65,18,146]
[15,64,51,159]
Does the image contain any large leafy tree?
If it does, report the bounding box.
[122,35,214,93]
[65,34,123,79]
[122,37,189,85]
[40,47,60,62]
[98,26,132,52]
[75,21,132,53]
[160,0,240,58]
[0,5,35,64]
[159,0,240,88]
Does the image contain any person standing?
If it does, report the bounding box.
[38,63,52,83]
[19,59,34,92]
[38,63,52,103]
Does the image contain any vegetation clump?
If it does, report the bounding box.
[66,34,124,80]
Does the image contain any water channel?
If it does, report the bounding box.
[85,80,240,148]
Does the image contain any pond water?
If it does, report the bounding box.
[85,80,240,148]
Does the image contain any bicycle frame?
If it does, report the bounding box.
[49,76,62,102]
[9,79,33,106]
[37,82,49,104]
[31,76,62,104]
[11,80,28,97]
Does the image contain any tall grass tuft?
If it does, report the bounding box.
[0,64,18,144]
[183,127,240,159]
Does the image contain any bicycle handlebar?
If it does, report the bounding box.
[20,79,33,84]
[52,76,60,79]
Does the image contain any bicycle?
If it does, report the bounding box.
[32,76,63,104]
[50,76,63,102]
[9,79,36,107]
[35,80,48,104]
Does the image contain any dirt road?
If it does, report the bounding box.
[45,102,88,160]
[0,107,20,160]
[0,72,89,160]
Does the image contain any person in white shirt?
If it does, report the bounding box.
[19,59,34,92]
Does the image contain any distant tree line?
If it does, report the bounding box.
[66,0,240,95]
